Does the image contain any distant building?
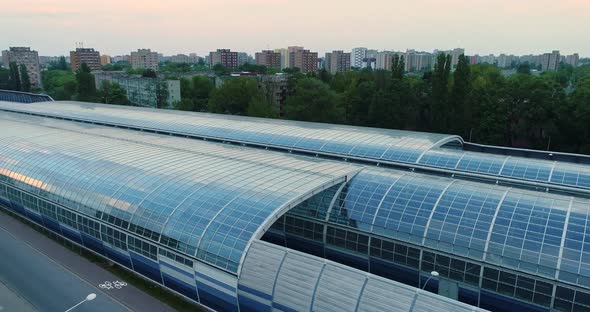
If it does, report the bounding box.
[93,71,180,108]
[38,56,61,67]
[255,50,282,68]
[364,49,378,69]
[168,54,199,64]
[324,50,351,74]
[130,49,159,71]
[405,50,433,72]
[100,55,111,66]
[238,52,252,66]
[70,48,101,72]
[289,48,318,73]
[497,54,516,68]
[351,47,367,68]
[539,50,560,71]
[111,55,129,63]
[274,48,290,69]
[2,47,42,86]
[565,53,580,67]
[209,49,239,70]
[259,74,289,116]
[376,51,403,70]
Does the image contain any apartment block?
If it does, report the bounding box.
[93,71,180,108]
[405,50,433,72]
[539,50,560,71]
[324,50,351,74]
[1,47,42,86]
[209,49,239,70]
[70,48,101,71]
[100,55,111,66]
[351,47,367,68]
[255,50,282,68]
[565,53,580,67]
[376,51,403,70]
[130,49,159,71]
[289,48,318,73]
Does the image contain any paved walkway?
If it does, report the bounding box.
[0,211,177,312]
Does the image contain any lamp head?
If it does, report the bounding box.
[86,293,97,301]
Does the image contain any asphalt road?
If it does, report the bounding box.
[0,226,129,312]
[0,210,177,312]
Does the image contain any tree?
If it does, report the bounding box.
[48,56,69,71]
[97,81,130,105]
[391,54,405,80]
[284,77,342,123]
[208,77,260,114]
[247,95,277,118]
[156,81,169,108]
[75,63,97,102]
[431,53,452,132]
[450,55,472,135]
[19,64,31,92]
[212,64,230,76]
[517,63,531,75]
[8,62,21,91]
[0,68,9,89]
[142,69,157,78]
[42,69,77,100]
[192,76,214,111]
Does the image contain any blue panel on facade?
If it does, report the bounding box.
[162,273,199,301]
[458,287,479,307]
[285,234,324,258]
[80,232,105,255]
[9,200,26,215]
[369,257,419,287]
[60,225,82,245]
[195,280,238,312]
[325,247,368,271]
[479,290,549,312]
[25,209,44,226]
[103,246,132,269]
[237,293,272,312]
[41,215,61,234]
[129,252,163,284]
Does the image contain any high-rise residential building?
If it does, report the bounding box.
[351,47,367,68]
[255,50,282,68]
[405,50,433,72]
[364,49,378,69]
[565,53,580,67]
[130,49,159,71]
[38,56,61,67]
[450,48,465,68]
[497,54,516,68]
[70,48,101,72]
[1,47,42,87]
[209,49,239,70]
[290,49,318,73]
[539,50,560,71]
[376,51,403,70]
[273,48,289,69]
[324,50,351,74]
[100,55,111,66]
[287,46,305,69]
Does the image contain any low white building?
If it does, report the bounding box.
[93,71,180,108]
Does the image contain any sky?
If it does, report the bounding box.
[1,0,588,57]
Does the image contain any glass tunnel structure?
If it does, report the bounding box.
[1,96,590,312]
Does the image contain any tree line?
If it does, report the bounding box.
[0,62,32,92]
[177,55,590,154]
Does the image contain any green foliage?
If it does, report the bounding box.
[42,70,77,100]
[19,64,31,92]
[156,81,169,108]
[450,55,471,135]
[101,61,131,71]
[284,77,342,123]
[212,64,230,76]
[239,63,267,74]
[8,62,21,91]
[517,63,531,75]
[208,77,260,114]
[247,95,277,118]
[0,68,9,89]
[142,69,157,78]
[431,53,452,132]
[75,63,97,102]
[159,62,192,73]
[97,81,130,105]
[48,56,69,71]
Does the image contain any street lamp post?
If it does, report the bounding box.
[421,271,439,290]
[64,293,96,312]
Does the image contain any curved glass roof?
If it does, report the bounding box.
[419,148,590,190]
[0,100,459,164]
[240,240,487,312]
[0,90,53,103]
[0,112,357,273]
[326,168,590,288]
[2,100,589,192]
